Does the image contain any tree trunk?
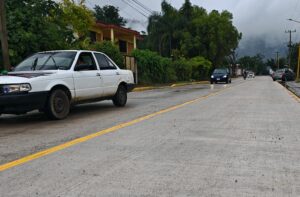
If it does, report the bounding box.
[0,0,10,70]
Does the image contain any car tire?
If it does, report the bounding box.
[210,81,213,84]
[229,79,232,83]
[45,89,70,120]
[113,84,127,107]
[226,79,229,84]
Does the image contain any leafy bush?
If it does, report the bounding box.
[189,57,212,80]
[172,59,192,81]
[132,49,211,84]
[131,49,176,84]
[172,57,212,81]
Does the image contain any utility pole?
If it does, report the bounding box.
[285,30,296,68]
[276,51,279,70]
[297,44,300,81]
[0,0,10,70]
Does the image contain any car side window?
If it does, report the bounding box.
[75,52,97,71]
[94,53,117,70]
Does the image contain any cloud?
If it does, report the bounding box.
[88,0,300,56]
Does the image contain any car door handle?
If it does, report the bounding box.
[96,73,101,77]
[116,72,120,75]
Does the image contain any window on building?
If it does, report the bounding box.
[119,40,127,53]
[90,31,97,43]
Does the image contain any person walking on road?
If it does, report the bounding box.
[243,70,247,80]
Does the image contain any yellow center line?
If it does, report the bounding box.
[0,83,237,172]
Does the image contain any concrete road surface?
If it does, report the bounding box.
[1,77,300,196]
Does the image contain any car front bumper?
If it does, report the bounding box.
[211,77,228,83]
[0,91,48,114]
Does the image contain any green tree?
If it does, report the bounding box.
[143,1,241,67]
[59,0,95,39]
[146,1,179,57]
[94,5,126,26]
[4,0,74,66]
[238,54,267,75]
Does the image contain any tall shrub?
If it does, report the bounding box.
[131,49,176,84]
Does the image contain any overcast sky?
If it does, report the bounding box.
[87,0,300,54]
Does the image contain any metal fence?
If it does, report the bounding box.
[124,55,138,84]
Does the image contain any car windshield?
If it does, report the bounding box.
[213,69,227,74]
[276,69,284,74]
[14,52,77,71]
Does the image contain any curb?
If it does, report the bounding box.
[170,81,209,87]
[133,81,209,92]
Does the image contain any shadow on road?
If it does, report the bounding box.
[0,102,135,127]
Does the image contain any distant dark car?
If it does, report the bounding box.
[272,68,295,81]
[282,68,295,81]
[210,68,231,84]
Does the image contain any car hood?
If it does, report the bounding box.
[0,71,57,84]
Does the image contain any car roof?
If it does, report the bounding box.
[38,50,105,54]
[214,68,228,70]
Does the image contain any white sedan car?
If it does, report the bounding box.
[0,50,135,119]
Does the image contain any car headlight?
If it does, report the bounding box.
[211,75,214,78]
[2,83,31,94]
[223,75,227,78]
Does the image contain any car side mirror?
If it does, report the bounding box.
[74,64,91,71]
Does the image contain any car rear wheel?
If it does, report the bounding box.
[45,89,70,120]
[113,84,127,107]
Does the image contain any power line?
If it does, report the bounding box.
[131,0,153,15]
[102,1,148,28]
[85,0,95,8]
[86,0,148,29]
[121,0,149,18]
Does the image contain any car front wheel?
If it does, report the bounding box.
[45,89,70,120]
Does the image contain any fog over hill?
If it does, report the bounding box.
[237,36,288,60]
[88,0,300,60]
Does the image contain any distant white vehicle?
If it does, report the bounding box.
[0,50,135,119]
[247,71,255,78]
